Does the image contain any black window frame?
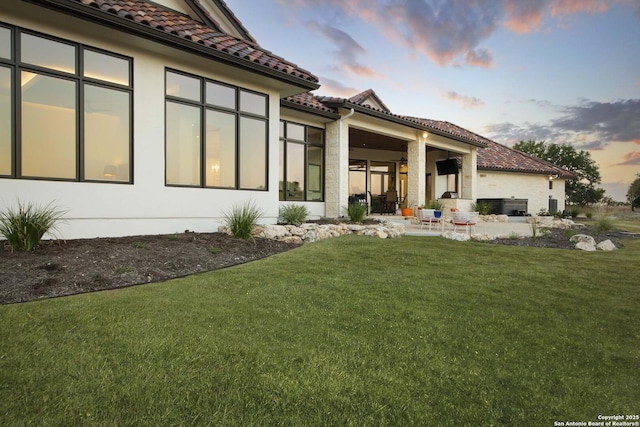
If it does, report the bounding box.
[0,23,134,183]
[164,68,269,191]
[279,120,325,202]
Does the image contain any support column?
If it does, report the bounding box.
[460,148,477,200]
[324,118,350,218]
[407,134,426,209]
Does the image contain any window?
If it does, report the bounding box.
[165,69,268,190]
[279,120,325,201]
[0,25,133,182]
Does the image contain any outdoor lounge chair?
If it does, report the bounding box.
[416,207,442,231]
[451,211,479,234]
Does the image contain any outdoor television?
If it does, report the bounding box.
[436,158,458,175]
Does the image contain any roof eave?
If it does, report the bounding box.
[331,102,487,148]
[24,0,320,92]
[478,166,576,179]
[280,99,340,119]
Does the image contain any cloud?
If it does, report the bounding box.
[306,21,384,78]
[444,91,485,108]
[485,99,640,150]
[503,0,548,34]
[465,48,494,68]
[314,77,359,97]
[552,99,640,143]
[616,151,640,166]
[551,0,609,16]
[285,0,635,70]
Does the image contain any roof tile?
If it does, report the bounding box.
[51,0,318,84]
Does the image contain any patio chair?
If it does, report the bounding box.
[416,207,442,231]
[451,211,479,234]
[380,190,398,215]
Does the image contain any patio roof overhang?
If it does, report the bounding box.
[320,101,488,149]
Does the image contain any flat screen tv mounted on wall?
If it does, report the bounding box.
[436,159,458,175]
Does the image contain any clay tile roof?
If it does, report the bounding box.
[348,89,391,113]
[476,139,576,178]
[283,92,338,115]
[403,116,492,148]
[41,0,319,86]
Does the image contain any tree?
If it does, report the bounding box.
[514,140,605,206]
[627,173,640,211]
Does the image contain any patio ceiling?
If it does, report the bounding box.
[348,128,441,153]
[348,128,404,152]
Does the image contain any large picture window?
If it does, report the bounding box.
[279,121,324,201]
[165,69,268,190]
[0,25,133,182]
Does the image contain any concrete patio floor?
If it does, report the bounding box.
[370,214,534,238]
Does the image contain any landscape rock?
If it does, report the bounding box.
[535,216,575,229]
[239,221,406,243]
[442,231,471,241]
[470,233,495,241]
[575,241,596,251]
[596,240,618,251]
[570,234,596,246]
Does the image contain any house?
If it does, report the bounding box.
[0,0,573,240]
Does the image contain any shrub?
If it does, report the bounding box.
[346,202,367,223]
[425,200,444,211]
[279,204,309,226]
[223,200,264,239]
[569,207,580,218]
[594,216,614,232]
[564,228,576,239]
[471,201,491,215]
[529,221,538,240]
[0,200,65,252]
[585,211,593,219]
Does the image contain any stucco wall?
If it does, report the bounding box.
[477,171,566,215]
[0,3,288,239]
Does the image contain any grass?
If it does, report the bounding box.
[1,236,639,426]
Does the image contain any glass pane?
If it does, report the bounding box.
[205,109,236,188]
[0,27,11,60]
[286,122,304,141]
[21,33,76,74]
[0,67,11,175]
[239,117,266,189]
[239,90,266,116]
[308,127,323,144]
[279,120,284,139]
[21,72,76,178]
[206,81,235,109]
[286,142,304,200]
[307,145,323,201]
[84,49,130,86]
[349,170,366,196]
[84,85,130,182]
[166,71,200,102]
[166,101,201,186]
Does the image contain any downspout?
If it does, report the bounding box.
[338,108,355,217]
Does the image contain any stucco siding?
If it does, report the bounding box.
[0,3,286,239]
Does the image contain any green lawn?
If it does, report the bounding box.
[1,236,638,426]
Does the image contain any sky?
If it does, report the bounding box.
[224,0,640,202]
